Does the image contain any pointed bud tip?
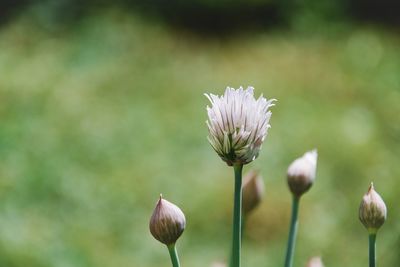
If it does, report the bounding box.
[368,182,374,193]
[155,194,163,207]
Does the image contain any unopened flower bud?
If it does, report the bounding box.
[287,150,318,198]
[149,195,186,245]
[306,256,324,267]
[210,261,226,267]
[359,183,387,233]
[242,170,264,216]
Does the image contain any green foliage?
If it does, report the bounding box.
[0,9,399,267]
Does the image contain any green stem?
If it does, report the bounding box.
[369,233,376,267]
[229,164,243,267]
[284,196,300,267]
[167,243,181,267]
[241,215,246,241]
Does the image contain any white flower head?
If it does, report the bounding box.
[287,149,318,197]
[205,86,276,166]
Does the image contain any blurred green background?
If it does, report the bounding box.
[0,1,399,267]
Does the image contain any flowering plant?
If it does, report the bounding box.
[149,86,387,267]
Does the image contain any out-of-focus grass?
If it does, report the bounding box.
[0,9,399,267]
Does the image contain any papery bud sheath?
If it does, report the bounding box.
[287,150,318,197]
[149,196,186,245]
[359,183,387,233]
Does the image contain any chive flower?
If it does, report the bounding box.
[287,150,318,198]
[205,86,276,166]
[149,196,186,246]
[242,170,264,216]
[359,183,387,233]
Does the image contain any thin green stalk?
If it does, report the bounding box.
[167,243,181,267]
[229,164,243,267]
[241,215,246,241]
[369,233,376,267]
[284,196,300,267]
